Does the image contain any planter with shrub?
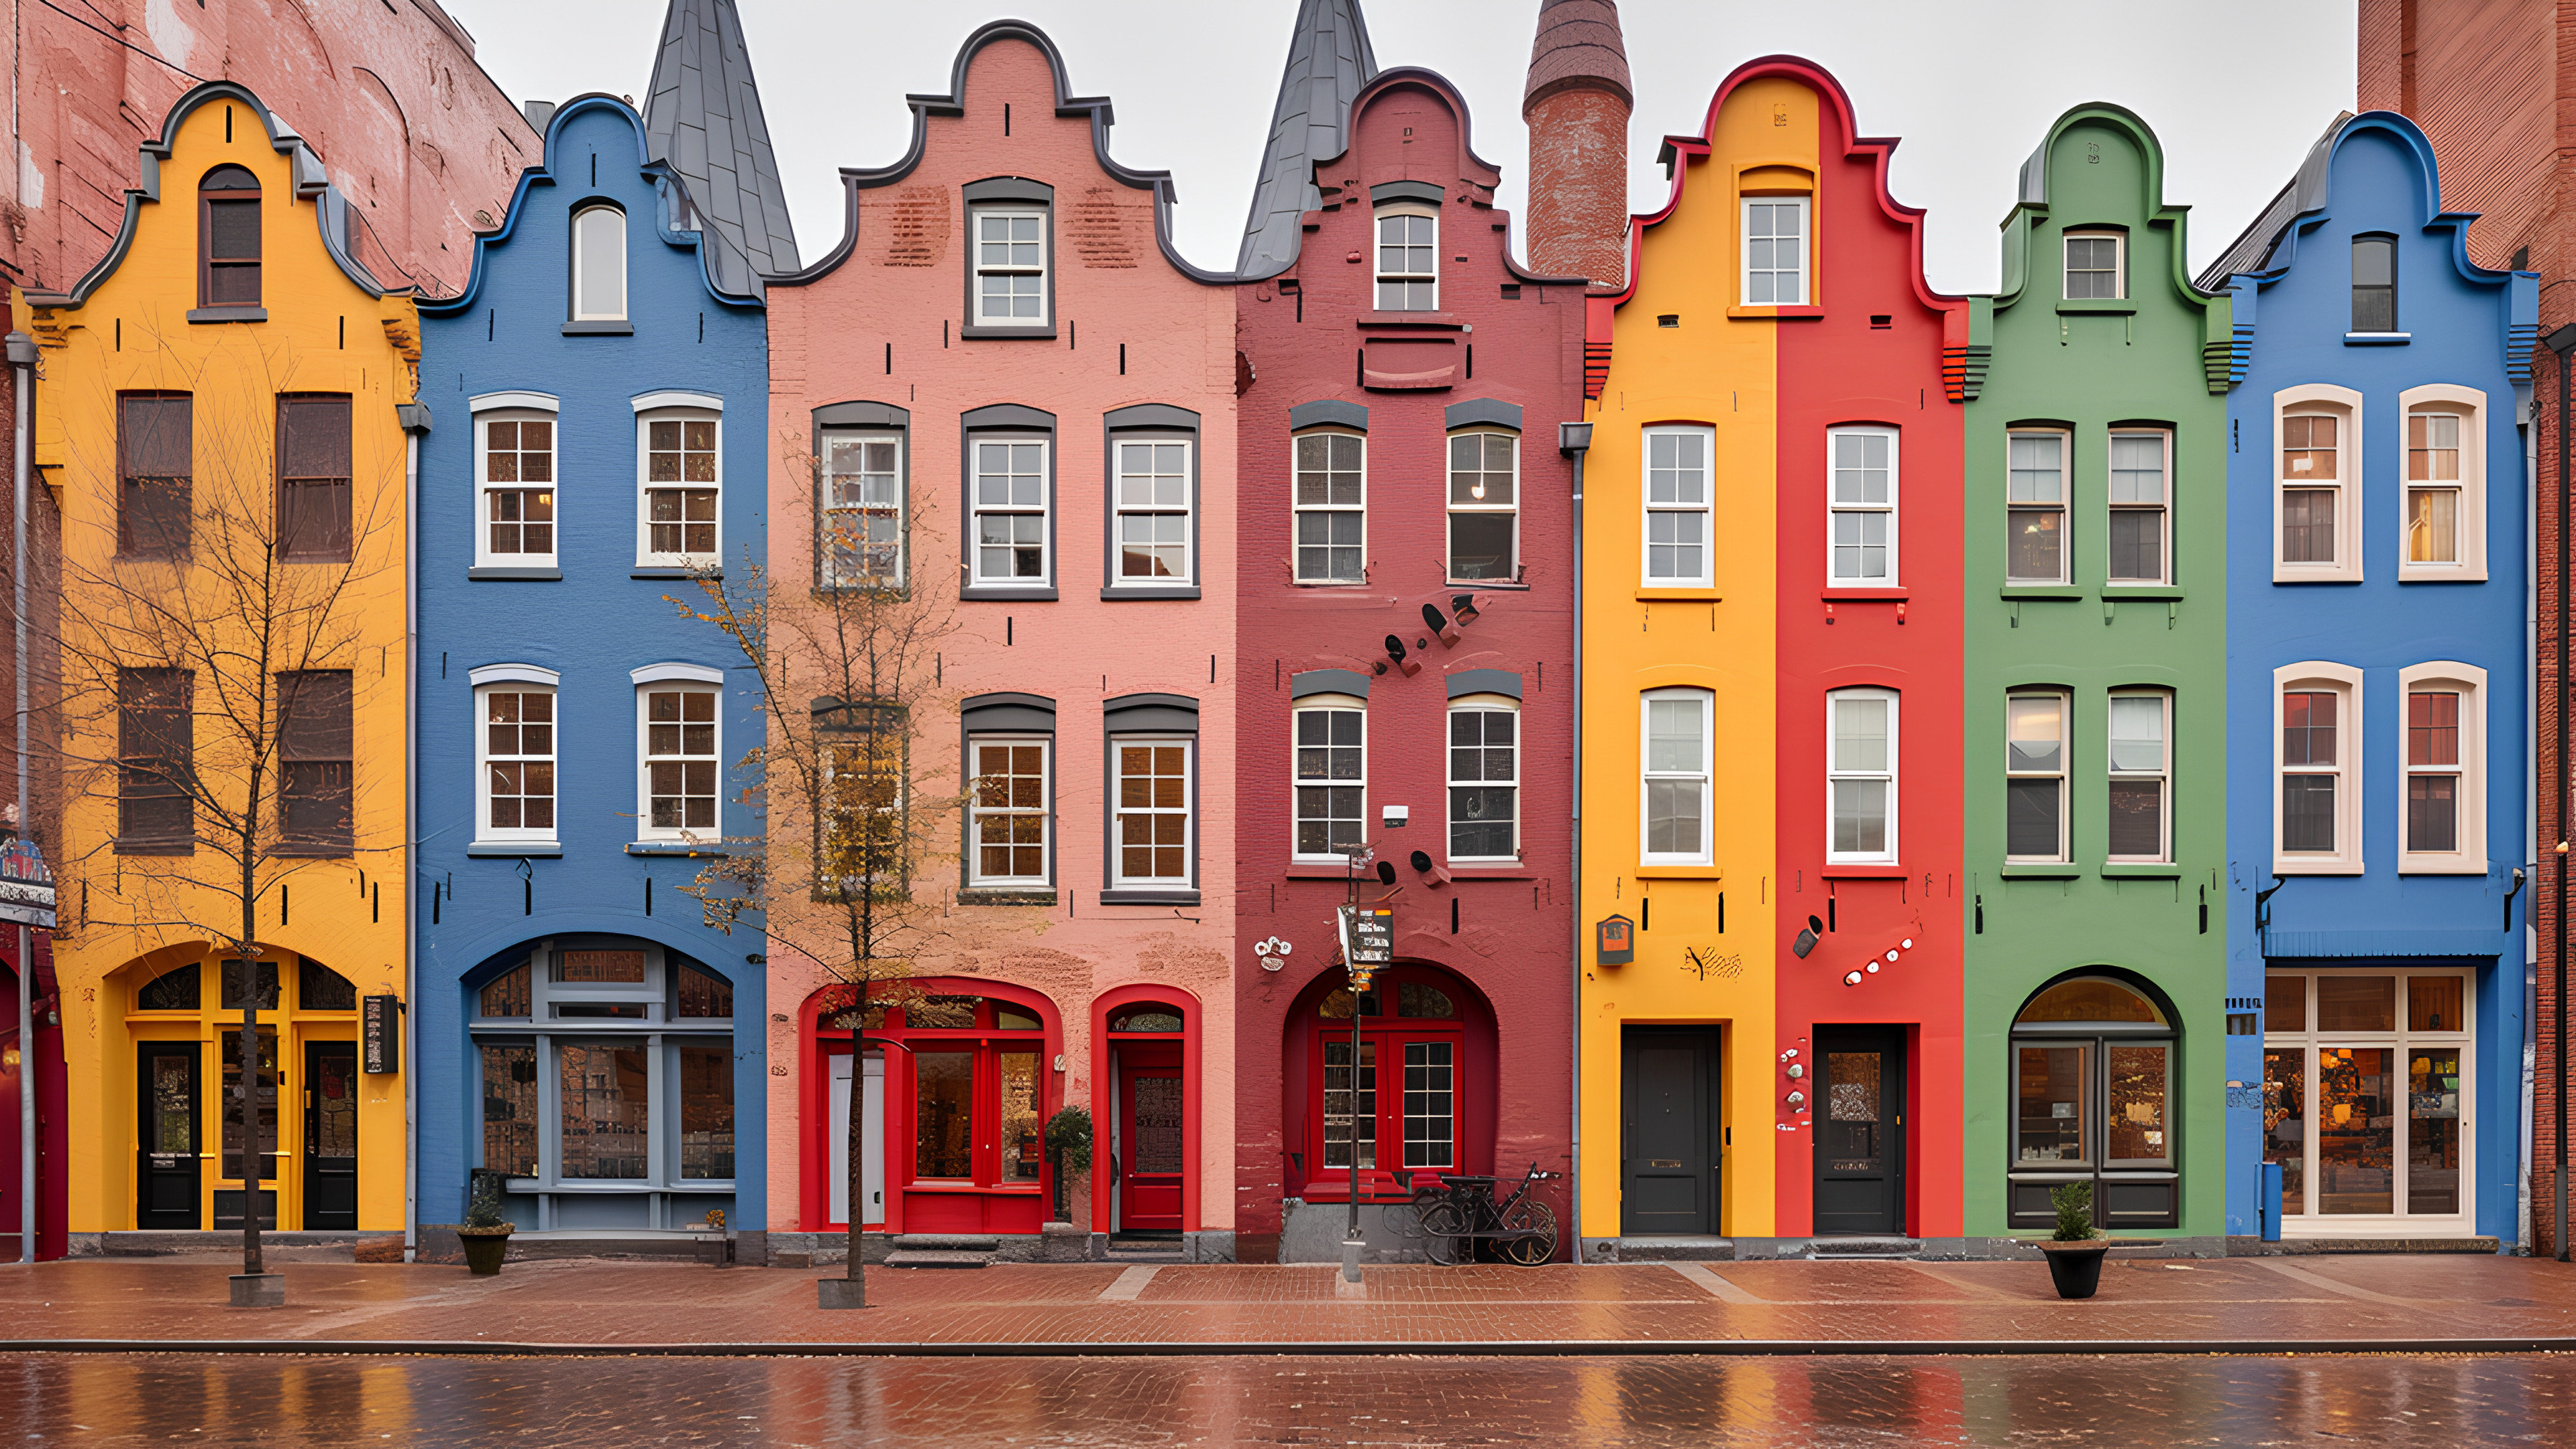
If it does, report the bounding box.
[2037,1181,2110,1299]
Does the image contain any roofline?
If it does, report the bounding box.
[1989,100,2217,311]
[2202,110,2526,293]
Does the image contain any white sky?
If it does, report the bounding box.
[439,0,2359,294]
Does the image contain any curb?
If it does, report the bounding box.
[3,1337,2572,1359]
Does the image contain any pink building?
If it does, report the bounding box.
[761,22,1238,1263]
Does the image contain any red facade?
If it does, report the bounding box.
[1232,70,1587,1261]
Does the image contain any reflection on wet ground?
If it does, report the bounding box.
[0,1350,2559,1446]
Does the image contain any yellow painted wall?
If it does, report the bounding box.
[1578,76,1820,1244]
[23,88,417,1232]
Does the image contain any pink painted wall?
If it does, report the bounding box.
[763,28,1236,1244]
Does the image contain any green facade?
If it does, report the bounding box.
[1962,106,2232,1243]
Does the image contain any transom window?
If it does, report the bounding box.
[1293,702,1364,861]
[1742,198,1808,305]
[1829,689,1896,863]
[975,211,1047,325]
[641,413,719,564]
[2106,431,2169,584]
[1641,689,1711,864]
[480,413,557,565]
[1829,428,1894,585]
[1448,433,1517,583]
[1375,210,1437,311]
[968,738,1050,887]
[2263,971,2470,1226]
[642,688,718,837]
[2006,432,2066,584]
[822,433,903,586]
[1114,439,1191,585]
[1449,700,1518,862]
[1294,431,1365,584]
[2106,692,2169,862]
[1114,741,1193,886]
[1645,427,1711,586]
[2005,692,2070,862]
[2063,231,2123,300]
[972,439,1049,586]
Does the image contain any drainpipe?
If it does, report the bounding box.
[1558,420,1592,1258]
[9,329,30,1267]
[2527,374,2541,1256]
[398,406,426,1263]
[2548,324,2576,1261]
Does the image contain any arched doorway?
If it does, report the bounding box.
[1283,961,1497,1203]
[1092,987,1199,1239]
[2006,971,2180,1230]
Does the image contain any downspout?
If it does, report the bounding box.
[2550,324,2576,1262]
[399,409,424,1263]
[9,329,30,1267]
[2527,374,2541,1255]
[1558,419,1592,1258]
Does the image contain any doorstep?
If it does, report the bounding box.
[2226,1234,2503,1256]
[73,1232,396,1263]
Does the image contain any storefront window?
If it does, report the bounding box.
[914,1051,974,1178]
[2006,974,2178,1229]
[2261,970,2470,1225]
[559,1044,649,1179]
[1000,1050,1043,1183]
[481,1043,539,1177]
[2015,1045,2088,1164]
[678,1045,734,1179]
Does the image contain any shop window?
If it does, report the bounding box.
[1293,431,1365,584]
[199,164,262,308]
[118,392,193,558]
[2263,970,2470,1224]
[1308,967,1466,1197]
[2008,974,2177,1229]
[814,991,1051,1208]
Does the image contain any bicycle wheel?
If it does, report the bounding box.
[1417,1199,1469,1266]
[1500,1201,1558,1265]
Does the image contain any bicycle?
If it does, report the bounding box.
[1401,1161,1562,1266]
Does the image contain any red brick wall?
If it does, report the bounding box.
[1524,88,1629,290]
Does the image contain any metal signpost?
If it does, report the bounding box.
[0,839,55,1267]
[1334,846,1393,1278]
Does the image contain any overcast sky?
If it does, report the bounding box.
[439,0,2359,294]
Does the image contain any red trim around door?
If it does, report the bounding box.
[1089,982,1201,1236]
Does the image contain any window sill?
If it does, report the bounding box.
[2056,299,2135,315]
[562,321,634,335]
[505,1179,737,1194]
[1999,863,2080,879]
[1450,579,1529,592]
[2000,585,2082,600]
[2344,331,2411,345]
[1448,865,1534,880]
[633,566,716,580]
[1100,586,1201,601]
[469,566,562,582]
[958,888,1059,906]
[2100,585,2182,600]
[1287,862,1373,879]
[2102,862,2180,878]
[1356,311,1466,329]
[627,841,729,857]
[270,844,354,859]
[186,306,268,324]
[1638,587,1722,602]
[1098,889,1201,906]
[1822,588,1908,602]
[1633,863,1721,879]
[961,586,1059,602]
[2270,859,2365,876]
[1821,863,1906,878]
[959,325,1059,341]
[2398,857,2489,876]
[468,843,563,857]
[2398,568,2489,584]
[1725,303,1825,319]
[2271,568,2362,585]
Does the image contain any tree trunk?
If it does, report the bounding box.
[237,946,261,1277]
[842,1026,867,1305]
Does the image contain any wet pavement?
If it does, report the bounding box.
[0,1350,2568,1444]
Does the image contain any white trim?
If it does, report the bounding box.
[1109,735,1195,888]
[470,663,561,688]
[1643,425,1715,588]
[1826,425,1898,588]
[2062,229,2125,301]
[1372,203,1439,313]
[635,407,724,568]
[1291,428,1368,585]
[631,662,724,686]
[969,434,1053,588]
[2273,384,2365,584]
[2005,429,2070,585]
[2396,661,2487,875]
[2396,384,2487,582]
[2262,967,2477,1236]
[570,205,628,323]
[1640,688,1713,865]
[631,390,725,415]
[1446,428,1519,586]
[1446,696,1521,863]
[971,205,1051,329]
[1739,195,1809,306]
[475,409,560,570]
[470,391,561,414]
[1825,687,1898,865]
[635,680,723,843]
[2105,688,2172,863]
[2273,661,2365,874]
[2105,429,2172,586]
[1109,433,1195,589]
[1290,698,1368,864]
[820,430,908,589]
[2004,689,2071,863]
[965,734,1053,888]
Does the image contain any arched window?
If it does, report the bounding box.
[2008,973,2178,1230]
[1305,965,1466,1201]
[199,165,262,309]
[571,205,627,322]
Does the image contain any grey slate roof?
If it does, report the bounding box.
[2194,112,2352,292]
[643,0,800,294]
[1237,0,1379,279]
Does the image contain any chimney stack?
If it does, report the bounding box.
[1522,0,1631,291]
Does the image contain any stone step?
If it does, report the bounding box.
[892,1234,1000,1252]
[881,1250,993,1269]
[1808,1238,1923,1259]
[1609,1236,1735,1263]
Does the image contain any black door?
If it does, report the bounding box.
[303,1040,358,1231]
[1813,1027,1904,1236]
[136,1042,201,1230]
[1621,1027,1720,1236]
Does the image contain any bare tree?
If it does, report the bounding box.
[48,335,400,1289]
[672,425,965,1308]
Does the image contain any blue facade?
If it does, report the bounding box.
[2217,113,2536,1244]
[414,96,768,1232]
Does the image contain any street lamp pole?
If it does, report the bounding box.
[1340,842,1375,1279]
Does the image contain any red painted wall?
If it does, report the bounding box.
[1232,71,1586,1260]
[1761,60,1966,1240]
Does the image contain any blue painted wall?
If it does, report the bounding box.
[415,96,768,1229]
[2220,112,2536,1244]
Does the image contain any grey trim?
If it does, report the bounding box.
[468,567,564,582]
[396,402,434,435]
[961,407,1059,599]
[963,176,1055,205]
[1103,692,1199,732]
[1101,407,1201,599]
[1237,0,1377,278]
[960,586,1059,602]
[1291,669,1372,700]
[1444,398,1523,431]
[815,401,910,429]
[1446,668,1523,700]
[1101,587,1199,600]
[1105,404,1200,432]
[562,321,636,335]
[641,0,804,293]
[962,404,1056,431]
[961,692,1057,733]
[467,844,564,858]
[630,568,708,580]
[960,191,1057,341]
[186,307,268,324]
[1097,890,1201,906]
[1289,400,1368,433]
[957,889,1059,907]
[1370,180,1446,207]
[814,402,912,591]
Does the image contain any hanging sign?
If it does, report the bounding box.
[1338,904,1393,968]
[1595,914,1633,966]
[362,994,402,1073]
[0,839,55,928]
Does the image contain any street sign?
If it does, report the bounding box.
[0,839,56,928]
[1339,904,1393,967]
[363,994,401,1073]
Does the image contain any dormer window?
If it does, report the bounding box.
[199,165,262,309]
[1375,209,1438,311]
[572,205,627,322]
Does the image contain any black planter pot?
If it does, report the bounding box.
[2041,1242,2108,1299]
[460,1228,513,1276]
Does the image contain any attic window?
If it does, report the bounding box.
[199,165,262,309]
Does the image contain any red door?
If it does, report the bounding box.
[1116,1045,1183,1231]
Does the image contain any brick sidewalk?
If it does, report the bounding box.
[1,1255,2571,1350]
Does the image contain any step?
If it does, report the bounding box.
[881,1250,993,1269]
[1807,1238,1923,1259]
[1610,1235,1735,1263]
[892,1234,1000,1252]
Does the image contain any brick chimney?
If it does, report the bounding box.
[1522,0,1631,290]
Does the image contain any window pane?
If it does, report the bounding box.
[2408,775,2458,853]
[1000,1050,1043,1183]
[576,209,626,319]
[2106,777,2163,859]
[2106,1044,2169,1164]
[2316,1046,2394,1214]
[2408,1046,2460,1214]
[2263,1045,2304,1216]
[2406,486,2459,563]
[1646,698,1703,772]
[2264,974,2305,1033]
[218,1032,278,1182]
[2408,976,2464,1032]
[1832,696,1887,772]
[1448,511,1514,581]
[2007,506,2061,580]
[1322,1040,1376,1169]
[2108,435,2164,502]
[2316,976,2396,1032]
[2007,435,2063,500]
[678,1046,734,1180]
[2281,488,2337,562]
[1645,778,1702,856]
[913,1051,975,1178]
[2015,1044,2088,1163]
[2006,696,2062,773]
[1831,779,1887,855]
[2281,775,2337,852]
[2107,506,2162,582]
[2282,690,2338,765]
[557,1044,648,1179]
[2282,414,2338,479]
[2108,696,2164,772]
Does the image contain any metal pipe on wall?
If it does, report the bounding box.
[1559,421,1591,1259]
[2550,324,2576,1262]
[9,331,29,1266]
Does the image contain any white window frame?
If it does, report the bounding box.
[470,393,561,570]
[1110,433,1194,588]
[2273,661,2364,875]
[820,431,905,589]
[2062,229,2125,301]
[470,665,561,847]
[2105,429,2171,586]
[1639,688,1713,865]
[2006,429,2070,585]
[633,663,725,843]
[2105,689,2171,864]
[1643,425,1714,588]
[571,204,628,322]
[1826,688,1898,865]
[2004,690,2071,864]
[1827,427,1897,588]
[1741,196,1809,306]
[1291,696,1367,864]
[2397,385,2487,581]
[635,396,724,569]
[1373,205,1438,312]
[965,734,1052,888]
[2398,661,2486,875]
[969,435,1052,589]
[2261,967,2475,1235]
[1446,429,1519,586]
[1110,736,1194,889]
[971,207,1049,328]
[1292,429,1366,585]
[2273,385,2363,584]
[1447,694,1520,863]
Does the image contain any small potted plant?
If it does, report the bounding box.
[458,1181,514,1277]
[2037,1181,2110,1299]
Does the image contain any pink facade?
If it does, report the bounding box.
[762,25,1237,1255]
[1231,69,1585,1262]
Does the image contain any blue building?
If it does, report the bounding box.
[2206,111,2537,1248]
[413,17,793,1241]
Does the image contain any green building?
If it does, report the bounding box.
[1960,105,2232,1250]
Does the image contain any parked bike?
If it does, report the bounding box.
[1401,1161,1562,1265]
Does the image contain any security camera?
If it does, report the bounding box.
[1383,633,1420,676]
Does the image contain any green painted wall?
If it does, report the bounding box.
[1962,107,2232,1242]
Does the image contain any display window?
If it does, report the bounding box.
[2261,969,2471,1232]
[2004,973,2180,1230]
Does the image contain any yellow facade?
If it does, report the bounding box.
[1578,76,1821,1244]
[22,85,416,1233]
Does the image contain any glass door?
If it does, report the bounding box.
[215,1030,279,1230]
[136,1042,200,1230]
[302,1040,359,1230]
[2261,971,2472,1228]
[1814,1028,1903,1236]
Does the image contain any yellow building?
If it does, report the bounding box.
[21,83,419,1236]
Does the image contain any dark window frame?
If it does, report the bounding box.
[198,164,262,312]
[2351,233,2398,334]
[117,391,193,559]
[814,402,911,592]
[959,405,1058,601]
[1100,404,1201,600]
[117,666,195,854]
[276,669,354,855]
[276,394,354,563]
[959,178,1057,341]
